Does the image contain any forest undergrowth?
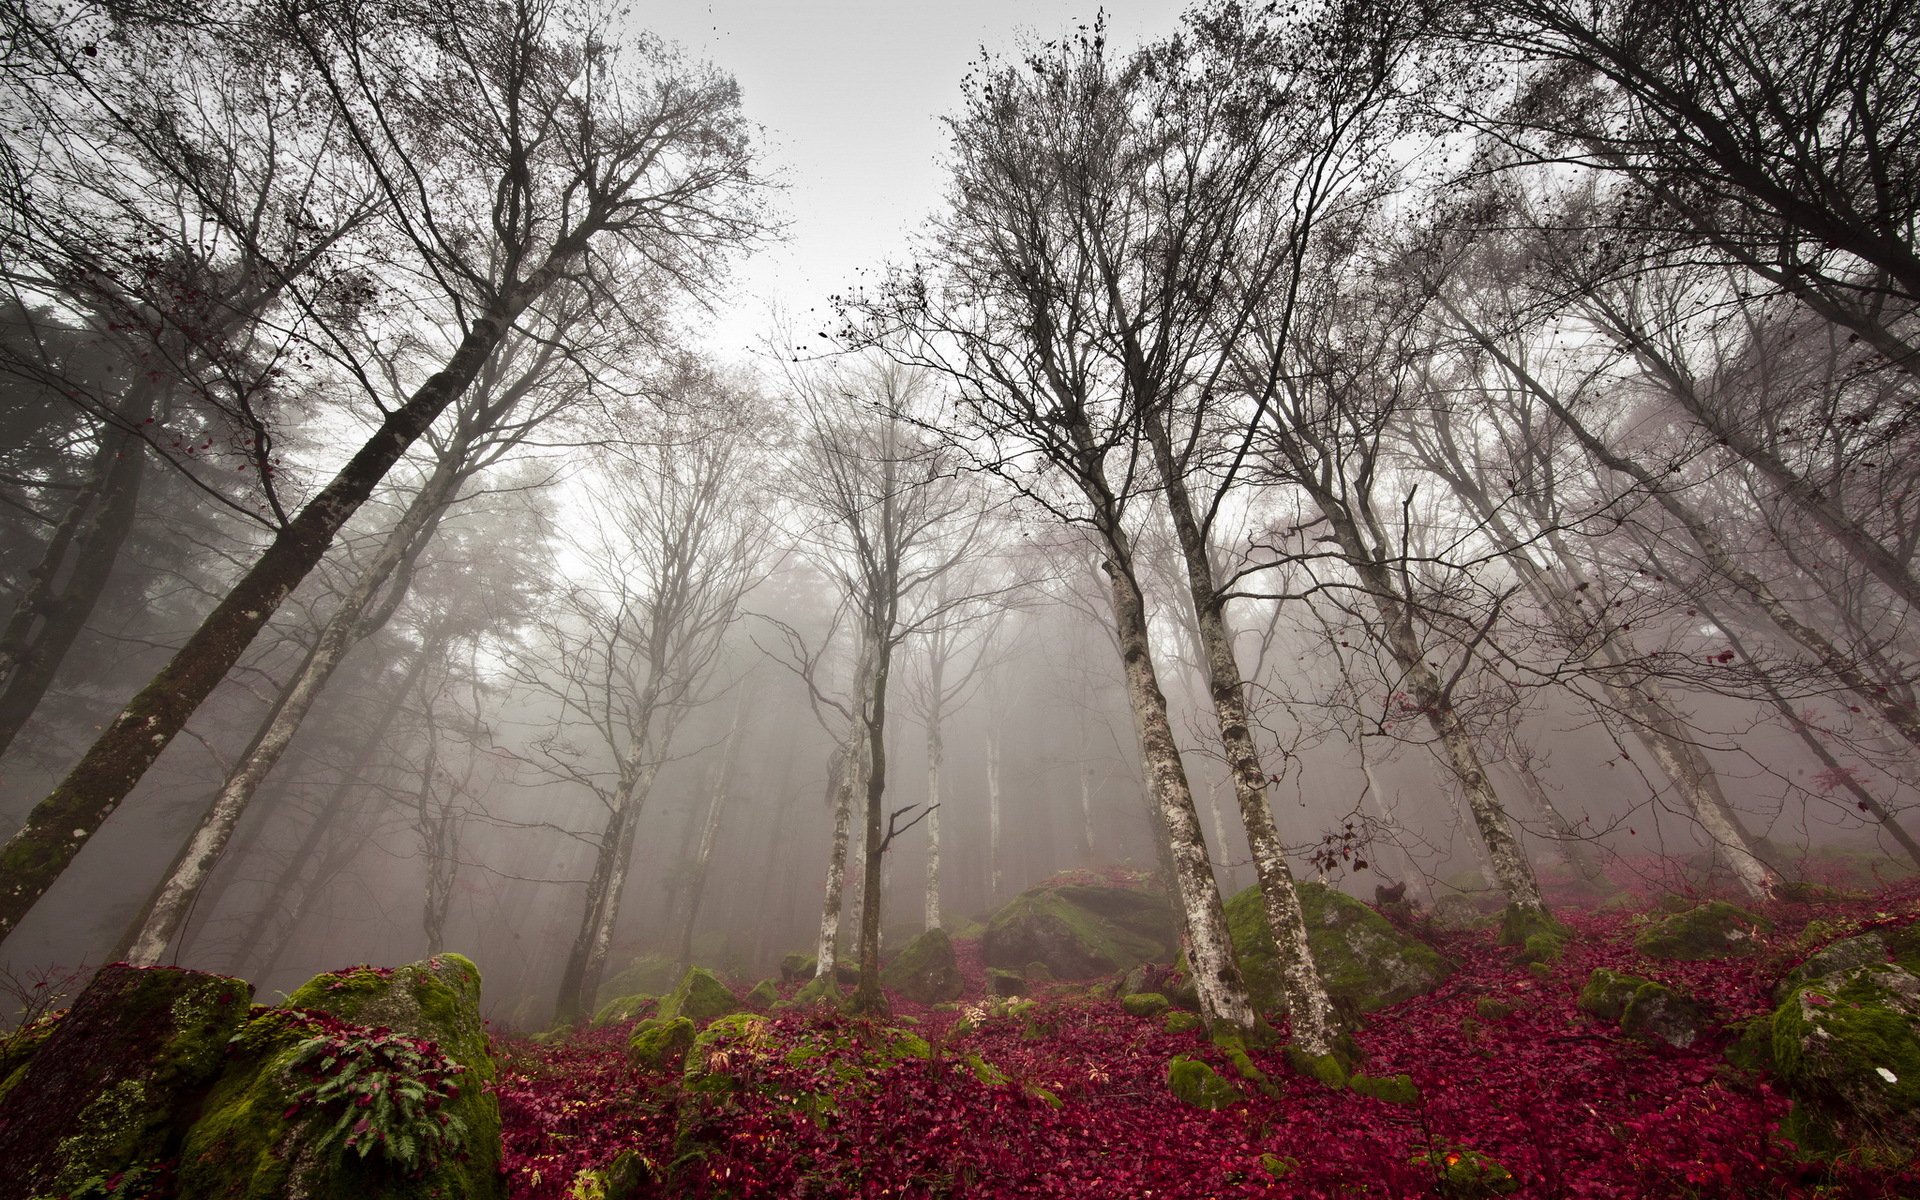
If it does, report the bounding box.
[493,869,1920,1199]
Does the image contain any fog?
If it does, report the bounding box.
[1,0,1915,1032]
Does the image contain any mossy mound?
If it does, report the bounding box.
[981,884,1177,979]
[628,1017,696,1072]
[879,927,964,1003]
[180,954,502,1200]
[1166,1055,1239,1110]
[988,967,1027,997]
[1774,932,1893,1003]
[1414,1142,1520,1197]
[1349,1072,1420,1105]
[789,973,843,1007]
[1224,881,1450,1015]
[1121,992,1171,1018]
[744,979,780,1011]
[594,953,681,1012]
[1634,900,1771,960]
[657,967,741,1024]
[0,963,252,1200]
[779,952,817,984]
[1771,963,1920,1160]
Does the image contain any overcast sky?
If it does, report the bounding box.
[632,1,1190,359]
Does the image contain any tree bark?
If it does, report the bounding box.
[850,622,897,1015]
[0,310,509,946]
[924,687,943,931]
[1103,546,1256,1033]
[815,637,872,980]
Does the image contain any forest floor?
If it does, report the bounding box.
[492,870,1920,1199]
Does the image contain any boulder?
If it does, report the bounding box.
[1121,992,1171,1018]
[1771,962,1920,1158]
[594,953,680,1011]
[657,967,741,1024]
[879,928,964,1003]
[1577,968,1706,1049]
[1774,932,1891,1003]
[987,968,1027,997]
[628,1017,696,1071]
[1224,881,1450,1015]
[592,993,655,1027]
[744,979,780,1011]
[779,952,816,984]
[981,884,1177,979]
[0,964,252,1200]
[180,954,502,1199]
[1634,900,1771,960]
[1166,1056,1239,1110]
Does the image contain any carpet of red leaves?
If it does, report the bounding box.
[493,873,1920,1199]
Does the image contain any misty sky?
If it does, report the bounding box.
[634,1,1188,353]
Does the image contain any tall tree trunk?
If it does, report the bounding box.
[986,710,1003,902]
[925,688,943,930]
[125,448,467,965]
[676,698,744,967]
[1102,544,1256,1033]
[0,393,151,758]
[850,626,896,1015]
[815,637,873,980]
[0,309,513,946]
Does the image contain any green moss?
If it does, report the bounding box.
[1283,1045,1350,1089]
[791,973,842,1006]
[1771,965,1920,1159]
[1724,1015,1776,1073]
[1163,1011,1201,1034]
[1120,992,1171,1018]
[962,1053,1009,1086]
[1414,1143,1520,1197]
[658,967,740,1024]
[1619,982,1706,1049]
[779,952,817,983]
[1166,1055,1240,1110]
[681,1013,774,1097]
[1474,997,1517,1022]
[1497,904,1567,949]
[595,953,682,1010]
[1635,901,1772,960]
[1349,1072,1420,1105]
[987,967,1027,997]
[627,1017,696,1072]
[744,980,779,1011]
[1224,881,1450,1015]
[566,1147,653,1200]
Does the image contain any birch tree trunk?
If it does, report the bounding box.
[925,702,943,931]
[1102,547,1256,1033]
[815,637,873,979]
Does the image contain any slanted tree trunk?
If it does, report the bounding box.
[0,392,151,759]
[1498,733,1605,883]
[124,442,467,966]
[1103,545,1256,1033]
[0,308,515,946]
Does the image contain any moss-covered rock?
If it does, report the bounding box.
[981,884,1177,979]
[180,954,502,1200]
[1635,900,1772,960]
[0,963,252,1200]
[1224,881,1451,1015]
[789,973,842,1007]
[566,1147,652,1200]
[779,952,817,984]
[1577,968,1705,1048]
[682,1013,776,1097]
[1413,1142,1520,1197]
[743,979,780,1012]
[1164,1010,1201,1034]
[592,993,654,1027]
[593,953,680,1012]
[1771,963,1920,1160]
[1283,1045,1350,1088]
[627,1017,696,1072]
[879,927,964,1003]
[1120,992,1171,1018]
[657,967,740,1024]
[987,967,1027,997]
[1166,1055,1239,1110]
[1774,932,1891,1003]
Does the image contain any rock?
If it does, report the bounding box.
[1771,963,1920,1158]
[1121,992,1171,1018]
[658,967,741,1024]
[988,967,1027,997]
[1577,968,1706,1049]
[1634,900,1772,960]
[180,953,502,1200]
[790,973,842,1006]
[1224,881,1450,1015]
[628,1017,696,1071]
[981,884,1177,979]
[779,952,816,984]
[1349,1073,1420,1105]
[1412,1142,1520,1197]
[879,927,964,1003]
[1430,891,1505,933]
[744,979,779,1011]
[1774,933,1890,1003]
[0,964,251,1200]
[1164,1011,1201,1034]
[592,993,654,1027]
[1166,1055,1239,1109]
